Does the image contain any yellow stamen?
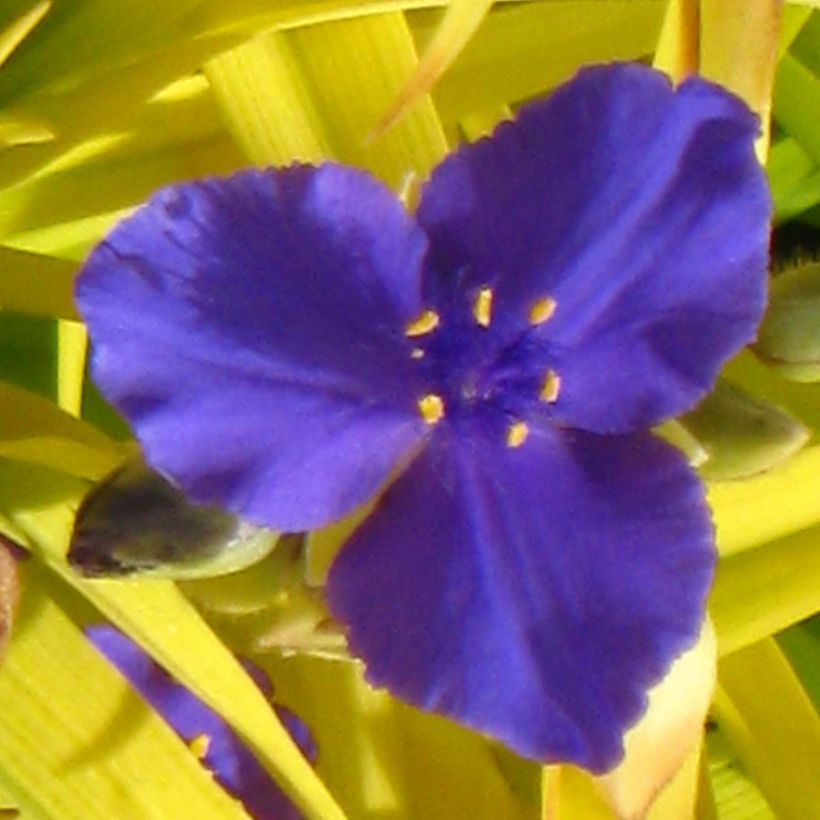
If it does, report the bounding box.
[472,287,493,328]
[540,370,561,403]
[506,421,529,448]
[405,309,440,337]
[410,347,425,359]
[418,394,445,425]
[189,734,211,760]
[529,297,557,326]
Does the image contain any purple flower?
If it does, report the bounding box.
[76,65,770,773]
[87,625,313,819]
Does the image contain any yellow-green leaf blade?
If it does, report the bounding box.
[0,561,249,820]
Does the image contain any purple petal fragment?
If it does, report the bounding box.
[87,626,312,820]
[76,166,429,531]
[418,63,770,432]
[327,422,714,773]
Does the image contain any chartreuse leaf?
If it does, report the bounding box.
[779,620,820,710]
[708,444,820,557]
[268,653,531,820]
[411,1,665,128]
[374,0,494,135]
[0,380,121,479]
[768,136,820,224]
[264,14,448,180]
[653,0,698,81]
[774,52,820,164]
[710,521,820,655]
[0,1,49,70]
[56,321,86,416]
[790,8,820,70]
[779,3,815,57]
[210,12,449,188]
[706,729,773,820]
[0,560,248,820]
[0,246,76,319]
[700,0,782,159]
[0,130,244,259]
[0,0,203,106]
[713,637,820,817]
[0,460,346,820]
[206,34,331,165]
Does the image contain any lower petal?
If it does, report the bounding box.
[327,421,714,773]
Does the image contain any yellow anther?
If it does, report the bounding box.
[529,297,557,326]
[472,287,494,328]
[506,421,529,448]
[540,370,561,403]
[410,347,425,360]
[418,394,445,425]
[189,734,211,760]
[405,309,440,337]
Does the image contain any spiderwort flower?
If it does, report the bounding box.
[75,64,770,774]
[87,626,313,820]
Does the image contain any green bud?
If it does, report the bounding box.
[755,261,820,382]
[68,456,278,579]
[680,380,809,481]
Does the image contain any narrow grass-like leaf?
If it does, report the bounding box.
[708,444,820,556]
[410,1,665,126]
[0,1,49,70]
[653,0,699,81]
[288,13,449,186]
[714,637,820,817]
[0,381,121,479]
[0,246,77,319]
[0,560,249,819]
[768,136,820,223]
[700,0,782,159]
[778,622,820,710]
[56,321,86,416]
[774,52,820,164]
[206,34,332,165]
[710,522,820,655]
[0,0,203,105]
[706,730,773,820]
[374,0,494,135]
[269,653,530,820]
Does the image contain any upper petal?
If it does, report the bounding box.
[417,63,770,432]
[76,166,429,530]
[327,420,714,773]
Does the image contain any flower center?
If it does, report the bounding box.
[404,288,562,442]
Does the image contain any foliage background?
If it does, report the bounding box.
[0,1,818,818]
